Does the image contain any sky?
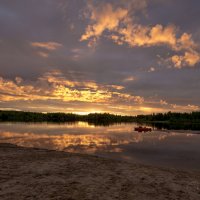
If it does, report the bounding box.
[0,0,200,115]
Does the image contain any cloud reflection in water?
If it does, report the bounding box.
[0,122,187,154]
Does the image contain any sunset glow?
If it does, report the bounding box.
[0,0,199,115]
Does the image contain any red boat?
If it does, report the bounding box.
[134,126,152,132]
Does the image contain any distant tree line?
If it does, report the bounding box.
[0,110,200,124]
[0,111,135,125]
[86,113,135,125]
[0,111,80,122]
[134,111,200,123]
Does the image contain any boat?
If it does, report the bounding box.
[134,126,152,132]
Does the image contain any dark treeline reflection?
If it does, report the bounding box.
[1,110,200,130]
[140,122,200,131]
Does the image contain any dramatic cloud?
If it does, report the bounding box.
[0,70,144,105]
[0,70,199,114]
[81,2,200,68]
[0,0,200,114]
[171,51,200,68]
[80,3,128,47]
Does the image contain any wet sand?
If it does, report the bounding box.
[0,143,200,200]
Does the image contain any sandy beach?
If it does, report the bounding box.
[0,143,200,200]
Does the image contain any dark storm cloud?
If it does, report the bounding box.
[0,0,200,114]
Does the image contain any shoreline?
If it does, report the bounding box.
[0,143,200,199]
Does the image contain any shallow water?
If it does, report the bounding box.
[0,122,200,170]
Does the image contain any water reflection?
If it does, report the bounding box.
[140,122,200,131]
[0,122,147,153]
[0,122,198,153]
[1,122,200,170]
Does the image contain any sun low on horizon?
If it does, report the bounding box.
[0,0,200,115]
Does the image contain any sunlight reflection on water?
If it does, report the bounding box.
[0,122,200,170]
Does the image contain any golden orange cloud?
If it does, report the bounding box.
[171,51,200,68]
[0,70,143,105]
[80,3,128,47]
[81,2,200,68]
[31,42,63,50]
[0,71,199,114]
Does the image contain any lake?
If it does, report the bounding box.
[0,122,200,170]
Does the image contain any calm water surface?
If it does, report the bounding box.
[0,122,200,170]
